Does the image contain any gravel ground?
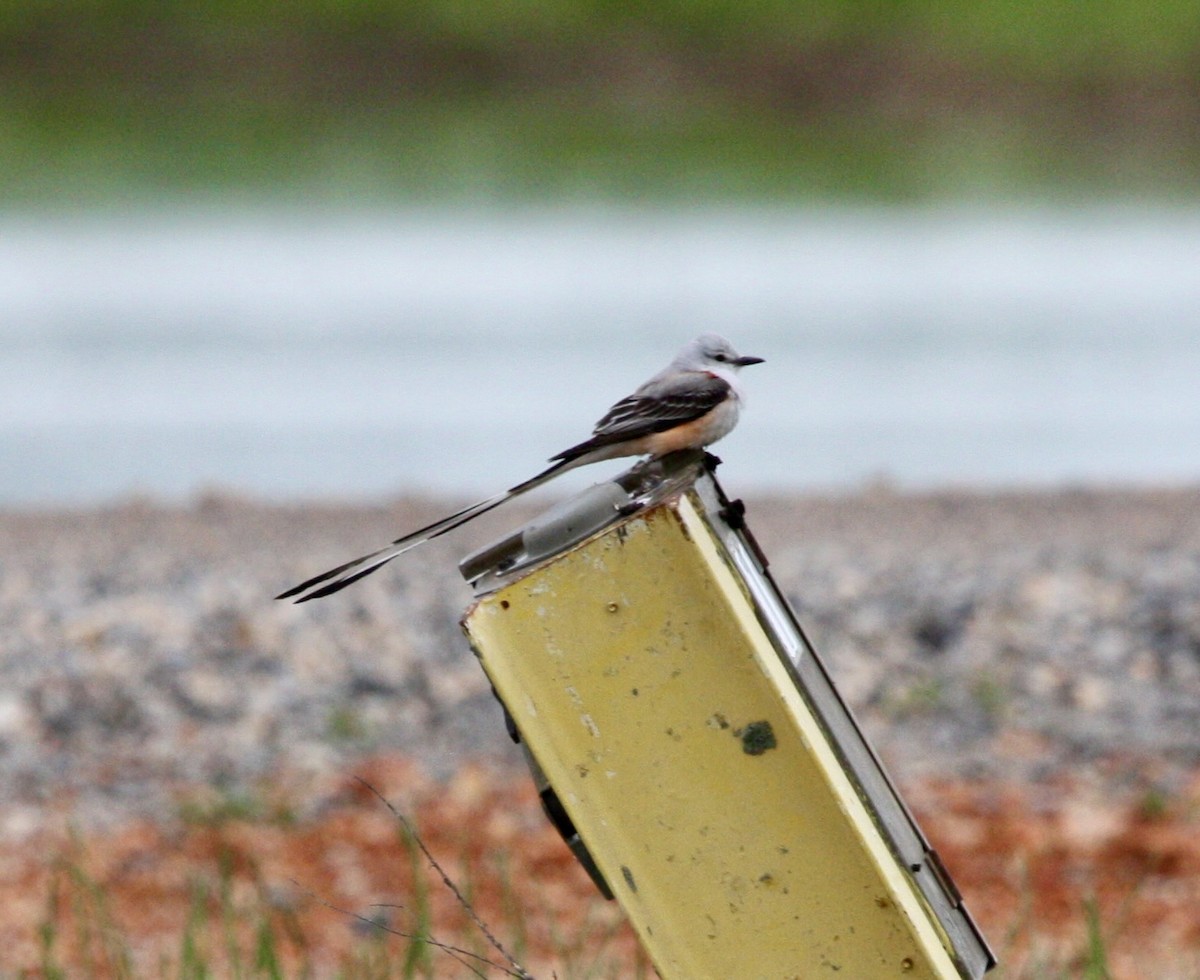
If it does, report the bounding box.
[2,479,1198,837]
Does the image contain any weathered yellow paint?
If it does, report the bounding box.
[463,490,964,980]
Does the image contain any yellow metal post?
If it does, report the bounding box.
[462,457,992,979]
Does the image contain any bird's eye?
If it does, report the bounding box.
[714,353,728,362]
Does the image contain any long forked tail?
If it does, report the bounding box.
[276,457,577,603]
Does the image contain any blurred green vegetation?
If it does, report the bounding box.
[3,1,1199,202]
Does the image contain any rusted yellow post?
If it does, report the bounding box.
[461,453,993,979]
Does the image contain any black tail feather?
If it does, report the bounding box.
[276,457,579,603]
[275,551,378,601]
[293,556,398,602]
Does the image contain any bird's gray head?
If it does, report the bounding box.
[678,333,765,372]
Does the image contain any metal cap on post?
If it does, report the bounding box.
[460,451,995,979]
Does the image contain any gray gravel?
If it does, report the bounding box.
[1,481,1197,836]
[747,485,1200,790]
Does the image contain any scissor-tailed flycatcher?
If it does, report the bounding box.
[278,333,763,603]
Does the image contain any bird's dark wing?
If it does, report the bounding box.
[551,371,730,462]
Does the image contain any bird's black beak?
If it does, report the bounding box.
[734,354,765,367]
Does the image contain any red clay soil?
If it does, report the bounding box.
[3,755,1199,978]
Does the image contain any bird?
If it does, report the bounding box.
[277,333,763,603]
